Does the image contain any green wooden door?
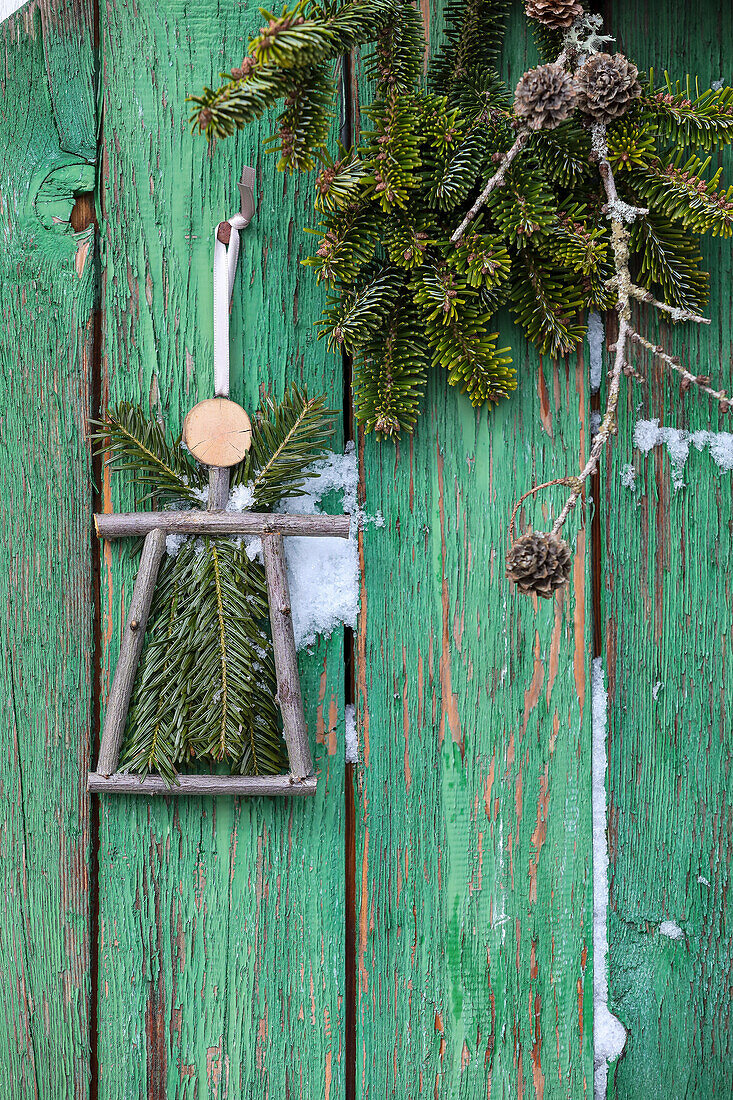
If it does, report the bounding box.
[0,0,730,1097]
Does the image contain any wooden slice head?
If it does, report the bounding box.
[182,398,252,467]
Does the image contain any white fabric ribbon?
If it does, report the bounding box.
[213,210,252,397]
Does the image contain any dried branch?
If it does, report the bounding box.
[510,120,730,570]
[629,330,731,410]
[450,129,530,244]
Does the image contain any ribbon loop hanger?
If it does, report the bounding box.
[213,165,256,397]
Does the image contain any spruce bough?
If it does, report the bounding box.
[190,1,733,438]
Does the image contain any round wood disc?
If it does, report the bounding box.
[182,398,252,467]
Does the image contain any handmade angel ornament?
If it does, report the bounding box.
[89,169,348,795]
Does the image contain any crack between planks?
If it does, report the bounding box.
[339,47,358,1100]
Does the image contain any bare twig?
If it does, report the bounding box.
[629,330,731,409]
[627,285,711,326]
[451,129,530,244]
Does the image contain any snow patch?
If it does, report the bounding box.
[226,482,255,511]
[652,681,663,700]
[592,658,627,1100]
[620,463,636,490]
[634,419,733,488]
[344,704,358,763]
[588,312,605,394]
[281,443,368,651]
[659,920,684,940]
[166,533,188,558]
[712,78,725,91]
[698,875,711,888]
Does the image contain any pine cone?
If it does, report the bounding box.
[525,0,583,30]
[514,65,578,131]
[576,53,641,125]
[506,532,572,598]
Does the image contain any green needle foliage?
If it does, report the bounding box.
[98,387,337,785]
[191,2,733,437]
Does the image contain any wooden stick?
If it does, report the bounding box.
[208,465,230,511]
[262,532,313,780]
[96,527,167,775]
[88,772,317,796]
[451,129,530,244]
[95,511,351,539]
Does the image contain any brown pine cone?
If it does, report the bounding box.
[525,0,583,30]
[514,64,578,131]
[576,53,641,125]
[506,532,572,598]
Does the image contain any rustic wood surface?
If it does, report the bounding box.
[0,2,96,1096]
[1,0,731,1095]
[354,8,594,1095]
[603,1,733,1096]
[96,1,346,1096]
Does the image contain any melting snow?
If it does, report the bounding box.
[659,920,684,940]
[344,703,358,763]
[634,419,733,489]
[620,463,636,490]
[588,312,605,393]
[592,658,627,1100]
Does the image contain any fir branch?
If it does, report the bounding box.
[629,212,709,313]
[632,155,733,237]
[233,385,337,508]
[644,73,733,152]
[94,402,206,507]
[303,203,379,283]
[354,305,430,434]
[431,0,511,94]
[320,265,407,351]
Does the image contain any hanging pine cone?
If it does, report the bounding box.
[525,0,583,30]
[576,53,641,125]
[514,64,578,131]
[506,532,572,598]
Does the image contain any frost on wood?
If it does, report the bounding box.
[592,658,627,1100]
[620,463,636,491]
[659,920,684,940]
[588,311,605,394]
[344,703,357,763]
[634,419,733,489]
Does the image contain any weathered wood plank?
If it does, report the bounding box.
[603,1,733,1096]
[96,2,346,1096]
[0,2,96,1096]
[355,8,593,1095]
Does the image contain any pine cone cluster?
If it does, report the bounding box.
[506,532,572,598]
[525,0,583,30]
[576,53,641,124]
[514,64,578,131]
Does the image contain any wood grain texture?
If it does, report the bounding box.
[88,774,318,797]
[95,511,351,538]
[602,1,733,1096]
[0,2,96,1096]
[96,2,346,1097]
[354,9,593,1096]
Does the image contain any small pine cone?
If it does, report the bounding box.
[525,0,583,29]
[506,532,572,598]
[514,64,578,131]
[576,53,641,125]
